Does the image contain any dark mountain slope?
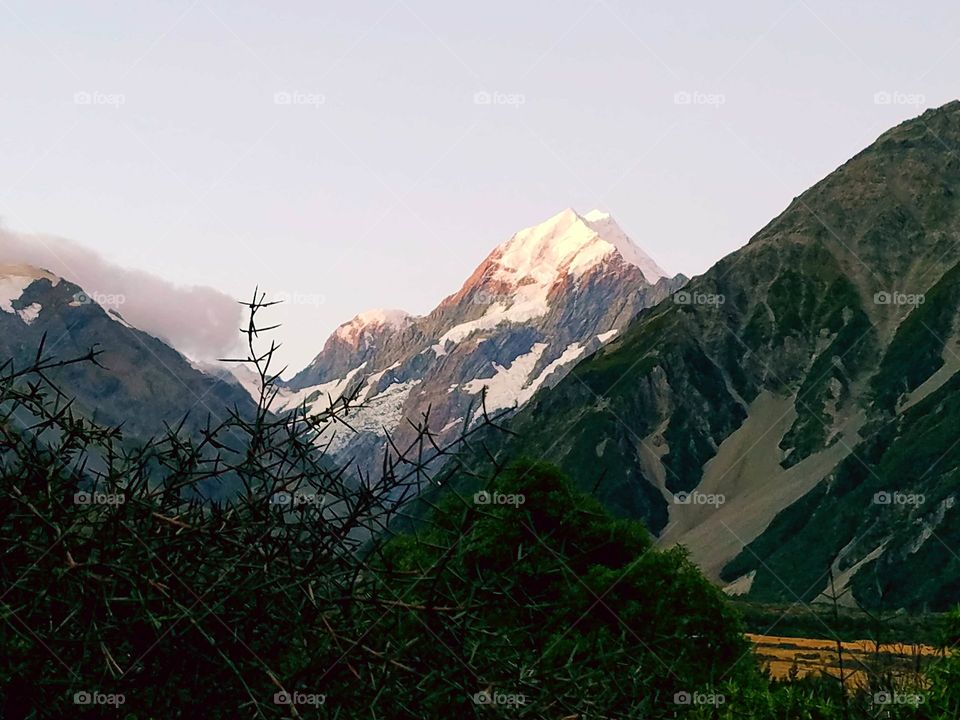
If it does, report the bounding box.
[0,264,256,443]
[478,101,960,610]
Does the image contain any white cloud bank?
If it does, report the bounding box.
[0,227,244,362]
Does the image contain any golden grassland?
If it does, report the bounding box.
[748,633,945,687]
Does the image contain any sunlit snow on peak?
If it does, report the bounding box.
[491,208,666,286]
[335,308,412,343]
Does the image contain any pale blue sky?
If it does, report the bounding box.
[1,1,958,370]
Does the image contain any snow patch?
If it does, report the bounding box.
[518,341,586,403]
[723,570,756,597]
[439,417,463,434]
[0,265,61,315]
[909,495,956,554]
[279,363,368,412]
[460,340,588,412]
[16,302,42,325]
[597,329,619,343]
[433,300,548,354]
[314,379,420,456]
[224,364,266,403]
[107,308,134,328]
[463,343,549,412]
[357,368,388,401]
[0,277,37,314]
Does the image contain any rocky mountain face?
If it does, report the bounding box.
[476,102,960,612]
[281,209,686,474]
[0,263,257,450]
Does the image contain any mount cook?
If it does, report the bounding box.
[277,208,686,473]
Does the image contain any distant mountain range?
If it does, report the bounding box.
[275,208,685,474]
[0,208,683,484]
[6,102,960,612]
[475,101,960,612]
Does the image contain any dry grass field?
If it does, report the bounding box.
[748,633,944,687]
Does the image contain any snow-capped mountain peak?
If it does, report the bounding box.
[282,206,686,475]
[334,308,412,345]
[489,208,666,288]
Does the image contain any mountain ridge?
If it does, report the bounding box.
[468,100,960,611]
[279,208,686,473]
[0,262,258,459]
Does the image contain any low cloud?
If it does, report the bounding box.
[0,228,244,362]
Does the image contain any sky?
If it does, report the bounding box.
[1,0,958,372]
